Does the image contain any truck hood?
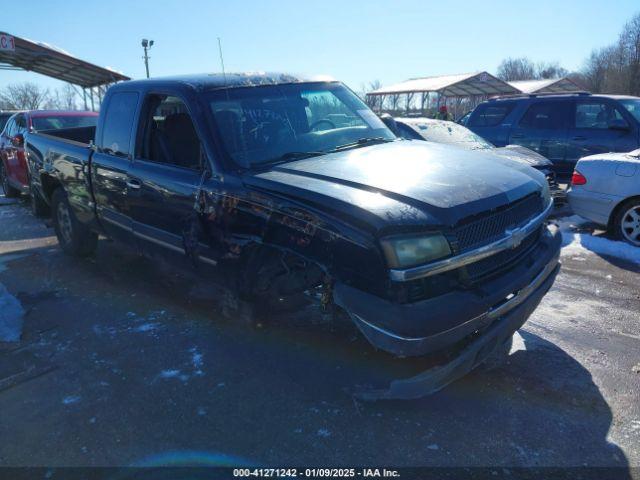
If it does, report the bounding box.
[247,141,546,231]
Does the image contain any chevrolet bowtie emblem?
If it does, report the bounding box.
[505,227,526,249]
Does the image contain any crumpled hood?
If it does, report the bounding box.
[492,145,553,168]
[248,141,546,230]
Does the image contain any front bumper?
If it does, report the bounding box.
[333,225,561,400]
[334,224,561,358]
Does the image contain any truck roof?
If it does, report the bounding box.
[113,72,336,91]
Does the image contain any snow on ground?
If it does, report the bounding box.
[0,283,24,342]
[557,215,640,266]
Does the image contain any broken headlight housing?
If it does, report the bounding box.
[380,233,451,269]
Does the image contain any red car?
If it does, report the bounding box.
[0,110,98,198]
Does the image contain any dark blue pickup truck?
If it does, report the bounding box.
[466,93,640,180]
[25,73,561,399]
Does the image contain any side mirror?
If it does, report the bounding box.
[11,133,24,147]
[379,113,399,136]
[608,119,630,131]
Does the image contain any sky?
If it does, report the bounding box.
[2,0,639,95]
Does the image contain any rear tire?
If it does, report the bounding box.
[51,188,98,257]
[0,162,20,198]
[29,175,50,217]
[612,198,640,247]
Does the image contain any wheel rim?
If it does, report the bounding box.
[57,201,73,244]
[620,205,640,246]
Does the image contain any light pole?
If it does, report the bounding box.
[141,38,154,78]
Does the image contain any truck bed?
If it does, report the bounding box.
[25,128,96,225]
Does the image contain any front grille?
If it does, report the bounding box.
[453,194,544,252]
[464,227,541,282]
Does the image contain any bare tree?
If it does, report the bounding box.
[580,12,640,95]
[44,84,80,110]
[496,57,537,81]
[536,61,569,80]
[0,82,50,110]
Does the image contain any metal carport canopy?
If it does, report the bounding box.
[366,72,520,97]
[0,31,130,88]
[508,77,584,94]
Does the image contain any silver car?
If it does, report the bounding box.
[568,149,640,246]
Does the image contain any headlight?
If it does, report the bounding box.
[380,233,451,269]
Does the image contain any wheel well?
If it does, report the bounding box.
[40,175,62,202]
[608,195,640,230]
[239,244,327,299]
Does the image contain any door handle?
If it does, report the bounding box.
[572,136,587,141]
[126,179,142,190]
[510,133,525,139]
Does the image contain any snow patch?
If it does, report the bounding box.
[317,429,331,438]
[558,216,640,265]
[134,323,160,333]
[62,395,81,405]
[159,369,181,379]
[0,283,24,342]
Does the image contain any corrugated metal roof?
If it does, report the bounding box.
[0,32,130,88]
[508,77,582,94]
[367,72,519,97]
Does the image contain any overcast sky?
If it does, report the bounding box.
[2,0,638,94]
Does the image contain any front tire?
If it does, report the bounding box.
[51,188,98,257]
[613,198,640,247]
[1,162,20,198]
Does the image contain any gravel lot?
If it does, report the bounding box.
[0,193,638,472]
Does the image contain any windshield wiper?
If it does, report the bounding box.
[257,150,326,168]
[331,137,395,152]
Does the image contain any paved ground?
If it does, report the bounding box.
[0,193,639,472]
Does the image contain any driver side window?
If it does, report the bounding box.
[139,95,202,170]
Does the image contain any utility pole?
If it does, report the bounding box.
[141,38,154,78]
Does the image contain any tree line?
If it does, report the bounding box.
[0,82,80,111]
[495,11,640,96]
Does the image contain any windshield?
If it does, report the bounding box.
[32,115,98,131]
[207,82,396,168]
[619,98,640,123]
[404,120,494,150]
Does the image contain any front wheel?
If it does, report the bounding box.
[613,198,640,247]
[51,189,98,257]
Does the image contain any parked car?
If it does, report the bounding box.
[0,110,98,207]
[466,93,640,181]
[25,73,561,399]
[568,149,640,246]
[394,117,563,201]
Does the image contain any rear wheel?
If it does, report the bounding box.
[613,198,640,247]
[0,162,20,198]
[51,188,98,257]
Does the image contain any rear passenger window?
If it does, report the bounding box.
[468,103,515,127]
[101,92,139,157]
[519,101,566,129]
[575,101,627,129]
